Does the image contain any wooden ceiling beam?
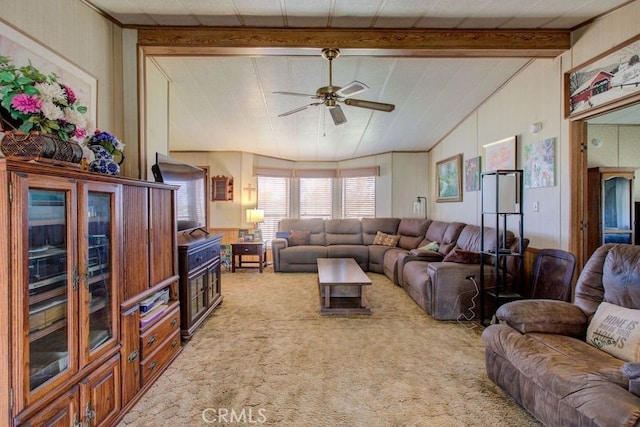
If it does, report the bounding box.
[138,27,569,58]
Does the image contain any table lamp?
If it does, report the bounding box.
[246,208,264,231]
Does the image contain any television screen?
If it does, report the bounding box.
[152,153,207,233]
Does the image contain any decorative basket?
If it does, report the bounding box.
[1,131,83,164]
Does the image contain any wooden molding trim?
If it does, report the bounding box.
[138,27,569,58]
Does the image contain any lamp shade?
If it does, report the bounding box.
[246,208,264,224]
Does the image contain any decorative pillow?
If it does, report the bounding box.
[418,241,439,251]
[442,248,481,264]
[586,302,640,362]
[373,231,400,247]
[275,231,290,239]
[288,230,311,246]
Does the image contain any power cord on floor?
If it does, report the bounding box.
[456,275,480,330]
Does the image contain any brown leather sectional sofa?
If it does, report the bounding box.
[271,217,523,320]
[483,243,640,426]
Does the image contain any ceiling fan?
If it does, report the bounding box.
[274,48,395,125]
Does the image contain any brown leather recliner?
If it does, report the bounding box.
[482,244,640,427]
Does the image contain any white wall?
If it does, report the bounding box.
[1,0,139,176]
[588,125,640,200]
[145,59,170,180]
[428,1,640,250]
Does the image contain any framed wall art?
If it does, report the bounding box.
[464,156,481,192]
[524,137,556,189]
[483,136,517,172]
[0,19,97,127]
[566,34,640,117]
[436,154,462,203]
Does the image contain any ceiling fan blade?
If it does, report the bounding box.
[273,91,317,98]
[278,102,323,117]
[329,104,347,125]
[344,98,395,112]
[335,80,369,98]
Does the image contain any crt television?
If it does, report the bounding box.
[152,153,207,233]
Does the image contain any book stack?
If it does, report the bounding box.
[139,288,170,328]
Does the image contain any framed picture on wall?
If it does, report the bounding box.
[483,136,517,171]
[436,154,463,203]
[465,156,481,192]
[565,34,640,118]
[0,19,97,127]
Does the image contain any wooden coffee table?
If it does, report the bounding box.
[317,258,372,315]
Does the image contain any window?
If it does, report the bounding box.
[299,178,332,219]
[257,176,290,243]
[342,176,375,218]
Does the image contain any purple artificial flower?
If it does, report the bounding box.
[11,94,43,114]
[63,85,77,104]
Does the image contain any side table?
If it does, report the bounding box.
[231,241,267,273]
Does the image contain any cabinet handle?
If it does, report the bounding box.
[171,339,178,348]
[148,361,158,372]
[146,335,157,346]
[171,318,178,328]
[127,349,140,362]
[86,405,96,421]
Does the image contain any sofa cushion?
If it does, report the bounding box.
[325,219,363,245]
[361,218,401,245]
[442,248,481,264]
[397,218,431,250]
[421,220,465,255]
[496,299,588,336]
[288,229,311,246]
[326,245,369,271]
[278,218,326,245]
[373,231,400,247]
[587,302,640,362]
[602,245,640,309]
[456,225,495,252]
[279,245,328,266]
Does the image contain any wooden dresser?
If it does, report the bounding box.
[0,159,180,426]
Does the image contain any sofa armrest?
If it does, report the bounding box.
[271,238,289,272]
[407,249,444,261]
[621,363,640,397]
[496,300,588,337]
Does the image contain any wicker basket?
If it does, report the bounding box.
[1,131,83,164]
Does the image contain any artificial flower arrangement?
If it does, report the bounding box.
[0,55,93,142]
[0,55,126,175]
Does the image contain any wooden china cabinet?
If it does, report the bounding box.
[0,159,180,426]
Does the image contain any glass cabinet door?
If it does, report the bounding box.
[27,187,74,393]
[189,270,207,323]
[80,184,120,364]
[603,176,633,244]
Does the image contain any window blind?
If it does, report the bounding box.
[342,176,376,218]
[257,176,290,243]
[299,178,332,219]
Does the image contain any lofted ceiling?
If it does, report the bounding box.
[86,0,633,161]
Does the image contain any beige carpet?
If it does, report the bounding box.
[119,267,540,426]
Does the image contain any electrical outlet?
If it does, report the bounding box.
[533,201,539,212]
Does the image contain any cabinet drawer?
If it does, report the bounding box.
[141,329,181,386]
[188,244,220,270]
[236,244,262,255]
[140,304,180,360]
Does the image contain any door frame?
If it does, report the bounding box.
[569,94,640,268]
